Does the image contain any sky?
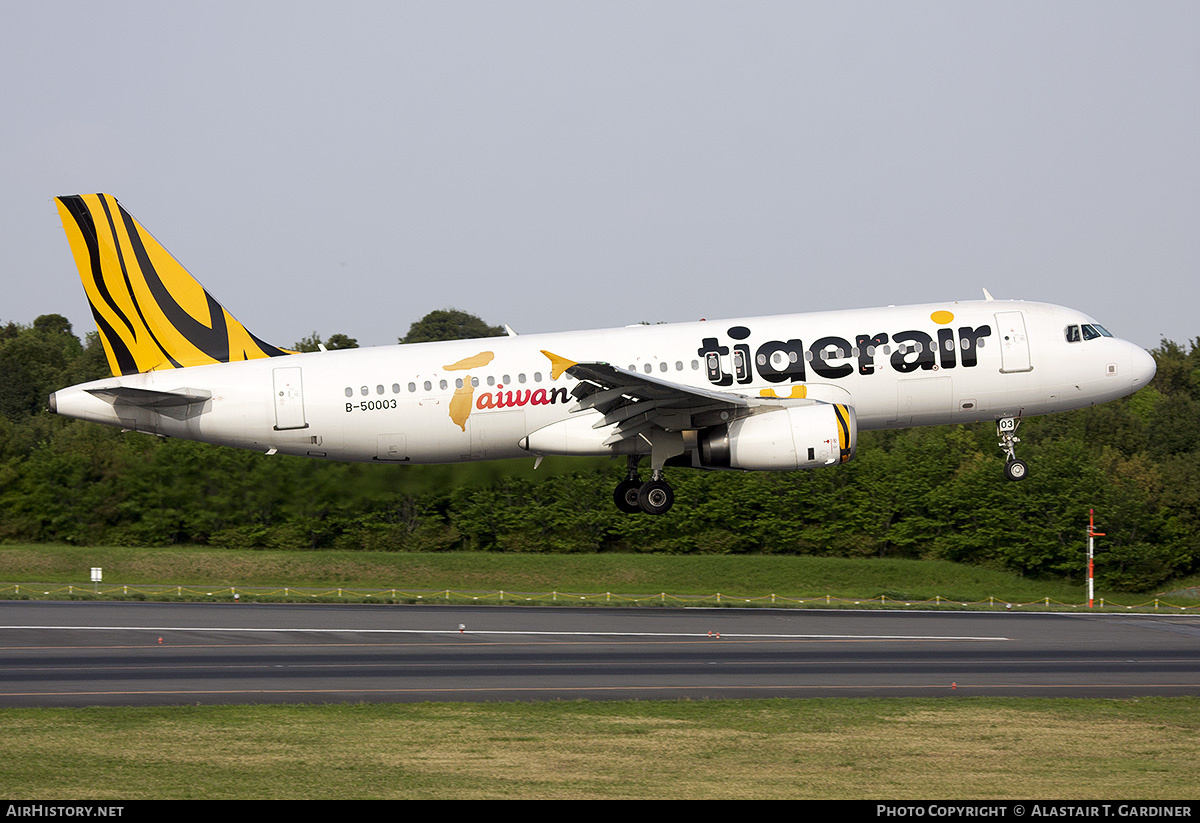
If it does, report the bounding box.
[2,2,1196,350]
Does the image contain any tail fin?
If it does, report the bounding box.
[55,193,292,376]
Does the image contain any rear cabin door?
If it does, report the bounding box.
[272,367,308,430]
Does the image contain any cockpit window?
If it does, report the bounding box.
[1067,323,1115,343]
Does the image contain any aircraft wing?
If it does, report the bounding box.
[555,356,754,447]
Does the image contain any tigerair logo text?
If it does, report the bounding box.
[698,310,992,387]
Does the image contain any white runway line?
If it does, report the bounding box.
[0,625,1010,641]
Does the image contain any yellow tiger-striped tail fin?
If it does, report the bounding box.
[55,194,293,376]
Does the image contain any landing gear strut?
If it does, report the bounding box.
[612,455,675,515]
[997,416,1028,481]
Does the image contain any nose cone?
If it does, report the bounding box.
[1131,345,1156,390]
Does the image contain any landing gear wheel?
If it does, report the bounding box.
[1004,459,1028,482]
[638,479,674,515]
[613,479,643,514]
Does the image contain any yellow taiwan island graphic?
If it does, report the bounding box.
[443,351,496,431]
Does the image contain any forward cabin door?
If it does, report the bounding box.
[994,311,1033,373]
[272,367,308,430]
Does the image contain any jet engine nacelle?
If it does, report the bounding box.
[697,404,856,470]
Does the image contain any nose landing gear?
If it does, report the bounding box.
[997,416,1028,481]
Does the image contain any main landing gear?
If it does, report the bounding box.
[613,456,675,515]
[997,416,1028,481]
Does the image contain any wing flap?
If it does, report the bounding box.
[552,358,753,447]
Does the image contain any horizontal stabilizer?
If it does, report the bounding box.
[85,386,212,408]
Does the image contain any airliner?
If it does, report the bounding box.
[49,194,1156,515]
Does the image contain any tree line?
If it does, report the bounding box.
[0,310,1196,591]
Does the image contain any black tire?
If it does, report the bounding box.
[613,479,643,514]
[1004,459,1029,482]
[637,479,674,515]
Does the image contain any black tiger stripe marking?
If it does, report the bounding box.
[97,195,182,371]
[55,194,293,376]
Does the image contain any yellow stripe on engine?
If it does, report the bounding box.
[834,404,851,462]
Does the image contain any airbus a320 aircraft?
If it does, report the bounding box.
[49,194,1156,515]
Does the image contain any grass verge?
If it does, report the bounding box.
[0,546,1125,607]
[2,698,1198,799]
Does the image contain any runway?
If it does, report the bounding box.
[1,601,1199,706]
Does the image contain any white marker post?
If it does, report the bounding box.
[1087,509,1105,609]
[90,567,102,594]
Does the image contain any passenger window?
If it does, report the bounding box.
[392,383,400,393]
[518,373,526,384]
[487,376,495,386]
[455,378,463,389]
[439,380,447,390]
[376,385,384,395]
[344,387,353,398]
[407,383,416,392]
[534,372,543,382]
[360,386,368,396]
[644,364,652,374]
[424,381,432,392]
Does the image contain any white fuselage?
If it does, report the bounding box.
[50,299,1156,465]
